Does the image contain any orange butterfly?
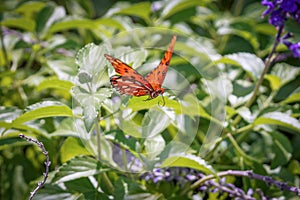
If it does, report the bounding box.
[104,35,176,106]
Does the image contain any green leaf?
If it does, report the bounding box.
[0,107,22,122]
[113,2,151,23]
[225,53,264,80]
[237,106,255,123]
[113,110,142,138]
[281,93,300,104]
[288,160,300,174]
[48,18,125,34]
[1,18,35,32]
[53,155,106,183]
[15,1,46,17]
[127,94,209,120]
[254,112,300,132]
[60,137,91,163]
[144,134,166,160]
[113,180,125,200]
[203,76,233,102]
[255,24,277,35]
[0,122,43,136]
[161,154,215,175]
[36,5,66,35]
[161,0,206,19]
[47,59,78,80]
[64,178,97,193]
[36,78,74,92]
[35,5,55,33]
[12,102,72,124]
[76,43,109,88]
[72,86,112,132]
[271,63,300,86]
[84,191,109,200]
[265,74,281,91]
[127,96,179,112]
[270,132,292,169]
[142,108,170,138]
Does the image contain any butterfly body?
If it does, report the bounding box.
[105,35,176,103]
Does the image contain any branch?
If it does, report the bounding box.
[19,134,51,200]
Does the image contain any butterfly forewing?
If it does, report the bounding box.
[145,35,177,90]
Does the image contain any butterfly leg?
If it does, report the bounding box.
[158,95,165,106]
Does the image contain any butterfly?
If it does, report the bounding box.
[104,35,176,106]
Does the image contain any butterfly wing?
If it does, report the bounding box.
[105,54,154,96]
[145,35,176,90]
[110,75,151,96]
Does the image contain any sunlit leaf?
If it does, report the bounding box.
[161,0,206,19]
[13,102,72,124]
[142,108,170,138]
[111,2,151,23]
[53,155,107,183]
[161,154,215,175]
[60,137,91,163]
[15,1,46,17]
[203,76,233,102]
[76,43,109,88]
[36,78,74,92]
[254,112,300,132]
[49,18,125,34]
[281,93,300,104]
[225,53,264,80]
[1,18,35,32]
[144,134,166,160]
[72,86,112,132]
[271,63,300,86]
[265,74,281,91]
[36,5,66,35]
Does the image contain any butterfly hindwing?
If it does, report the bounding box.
[145,35,176,90]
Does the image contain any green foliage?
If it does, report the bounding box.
[1,0,299,199]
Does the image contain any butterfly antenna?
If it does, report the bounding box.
[158,95,165,106]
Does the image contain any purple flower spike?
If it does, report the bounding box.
[262,0,300,58]
[288,43,300,57]
[281,0,298,12]
[262,0,275,16]
[269,9,286,26]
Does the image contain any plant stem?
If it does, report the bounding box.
[0,27,9,70]
[232,25,284,126]
[95,112,114,193]
[19,134,51,200]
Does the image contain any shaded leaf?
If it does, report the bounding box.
[270,132,292,169]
